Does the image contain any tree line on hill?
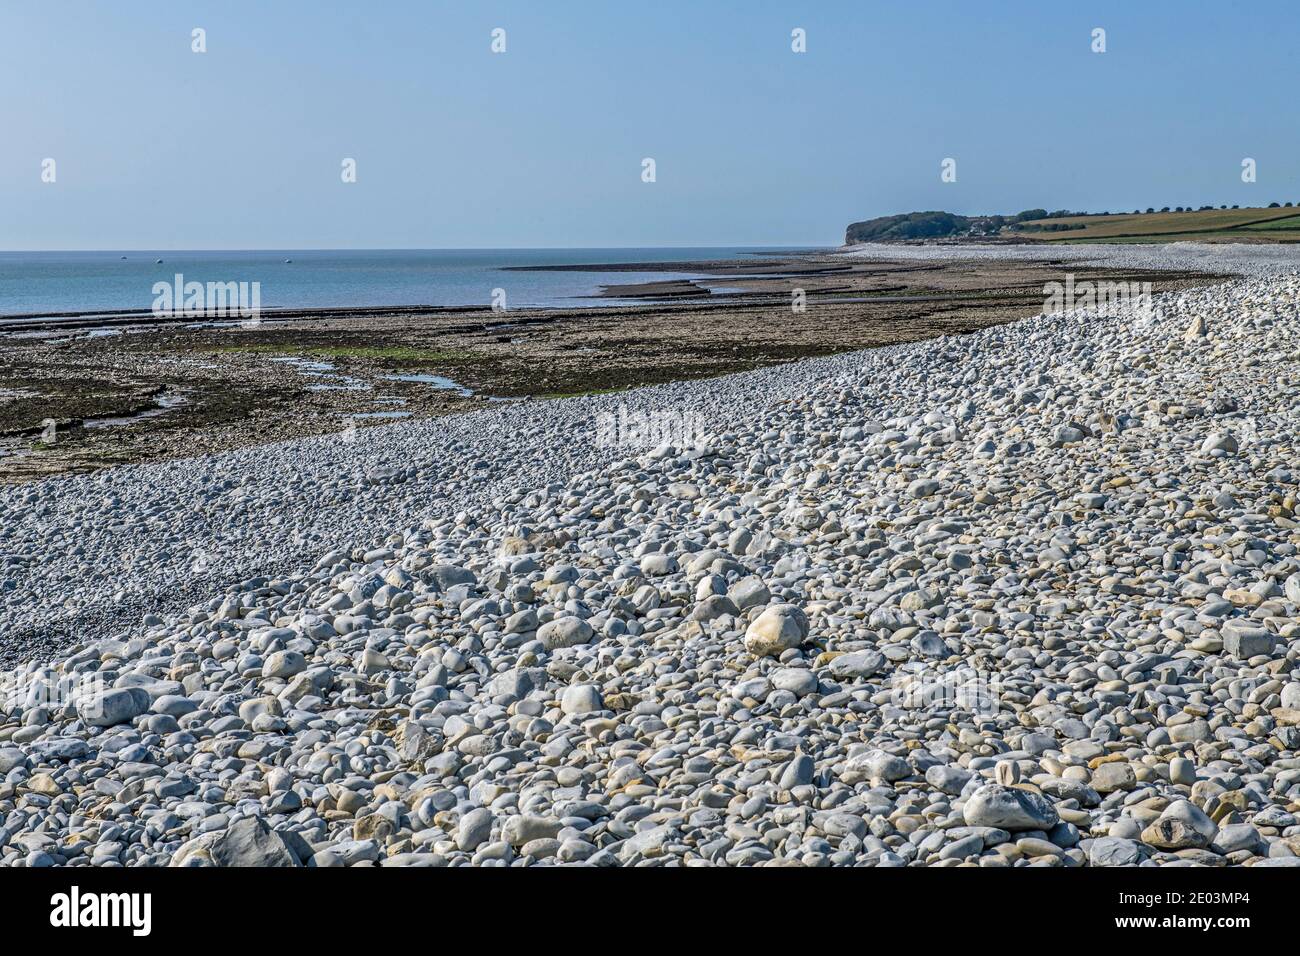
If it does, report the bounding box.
[845,202,1299,244]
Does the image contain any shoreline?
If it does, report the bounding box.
[0,247,828,326]
[0,240,1277,661]
[2,238,1265,329]
[0,240,1289,656]
[0,250,1225,484]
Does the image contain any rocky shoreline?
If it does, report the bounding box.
[4,244,1300,867]
[0,253,1218,484]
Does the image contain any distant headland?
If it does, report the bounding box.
[845,203,1300,245]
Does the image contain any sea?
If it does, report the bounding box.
[0,247,819,319]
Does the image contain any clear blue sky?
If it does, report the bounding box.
[3,0,1297,249]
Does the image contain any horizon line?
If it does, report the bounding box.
[0,242,835,254]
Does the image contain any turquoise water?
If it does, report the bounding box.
[0,247,817,318]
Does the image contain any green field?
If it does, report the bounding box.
[1018,206,1300,243]
[1240,215,1300,231]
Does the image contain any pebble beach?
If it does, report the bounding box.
[6,243,1300,867]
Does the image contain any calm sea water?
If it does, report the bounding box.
[0,248,817,318]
